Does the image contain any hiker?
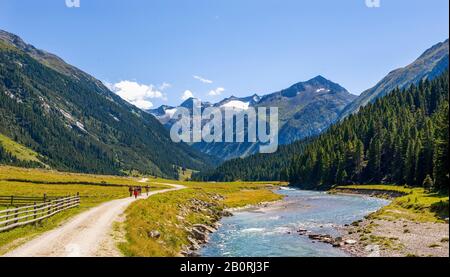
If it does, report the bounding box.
[145,186,150,196]
[133,188,138,199]
[129,186,133,197]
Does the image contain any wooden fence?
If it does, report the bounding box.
[0,194,80,232]
[0,194,59,207]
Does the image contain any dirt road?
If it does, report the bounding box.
[3,183,185,257]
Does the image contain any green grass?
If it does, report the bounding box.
[336,184,414,195]
[360,235,404,251]
[119,182,284,257]
[0,166,285,256]
[177,167,198,181]
[0,166,169,253]
[335,184,449,222]
[0,134,46,166]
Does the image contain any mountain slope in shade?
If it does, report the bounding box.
[150,76,356,160]
[0,29,215,178]
[258,75,356,145]
[339,39,449,120]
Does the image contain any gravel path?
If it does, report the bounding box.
[3,184,185,257]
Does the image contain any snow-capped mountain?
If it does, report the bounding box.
[148,76,356,160]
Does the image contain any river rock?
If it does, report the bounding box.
[332,242,342,248]
[193,224,216,233]
[345,239,357,245]
[221,210,233,217]
[191,227,208,243]
[308,234,322,240]
[297,228,308,235]
[187,237,201,250]
[147,230,161,239]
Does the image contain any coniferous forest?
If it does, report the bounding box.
[0,39,216,178]
[195,72,449,191]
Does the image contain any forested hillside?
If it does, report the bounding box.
[195,72,449,191]
[339,39,448,119]
[0,31,216,178]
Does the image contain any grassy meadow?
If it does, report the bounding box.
[334,185,449,223]
[119,181,285,257]
[0,166,169,253]
[0,165,286,256]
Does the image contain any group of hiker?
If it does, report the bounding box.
[128,186,150,199]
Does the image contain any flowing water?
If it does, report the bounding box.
[200,188,390,257]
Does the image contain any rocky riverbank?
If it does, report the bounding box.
[332,187,449,257]
[176,195,234,257]
[337,218,449,257]
[180,196,286,256]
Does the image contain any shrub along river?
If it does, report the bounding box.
[200,188,390,257]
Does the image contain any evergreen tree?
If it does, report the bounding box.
[195,72,449,193]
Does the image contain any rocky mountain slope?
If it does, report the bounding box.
[0,29,215,178]
[149,76,356,160]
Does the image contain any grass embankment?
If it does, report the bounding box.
[0,134,46,166]
[334,185,449,222]
[119,181,285,257]
[0,166,168,253]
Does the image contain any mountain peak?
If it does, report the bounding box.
[309,75,328,82]
[281,75,350,97]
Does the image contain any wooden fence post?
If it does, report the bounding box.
[14,208,18,224]
[4,211,9,227]
[34,202,37,226]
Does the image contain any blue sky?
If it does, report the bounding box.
[0,0,448,109]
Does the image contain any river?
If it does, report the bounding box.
[200,188,390,257]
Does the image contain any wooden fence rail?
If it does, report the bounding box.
[0,194,80,232]
[0,194,59,207]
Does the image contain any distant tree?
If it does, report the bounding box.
[423,175,434,192]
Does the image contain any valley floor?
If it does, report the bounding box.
[0,166,285,257]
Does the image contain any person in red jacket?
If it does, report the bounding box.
[133,188,139,199]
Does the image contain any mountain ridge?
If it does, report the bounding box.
[339,39,449,120]
[0,29,216,178]
[149,75,356,160]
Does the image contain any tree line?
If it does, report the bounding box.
[194,72,449,192]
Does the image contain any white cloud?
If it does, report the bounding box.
[209,87,225,96]
[106,80,168,110]
[131,99,154,110]
[193,75,213,84]
[181,90,194,101]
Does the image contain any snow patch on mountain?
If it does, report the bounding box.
[220,100,250,110]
